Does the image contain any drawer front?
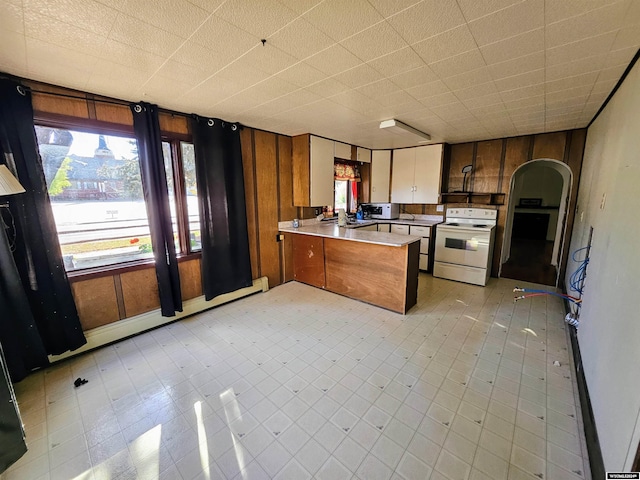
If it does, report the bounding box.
[377,224,391,233]
[410,225,430,237]
[419,254,429,270]
[419,237,429,254]
[390,224,410,235]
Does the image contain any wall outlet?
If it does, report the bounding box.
[436,204,444,212]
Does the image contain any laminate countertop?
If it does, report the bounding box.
[279,223,421,247]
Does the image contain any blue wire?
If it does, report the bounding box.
[569,246,589,295]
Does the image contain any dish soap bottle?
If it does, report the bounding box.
[356,205,364,220]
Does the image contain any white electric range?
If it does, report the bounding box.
[433,207,497,286]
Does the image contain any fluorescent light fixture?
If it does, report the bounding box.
[0,165,25,197]
[379,119,431,143]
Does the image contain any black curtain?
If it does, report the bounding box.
[190,116,252,300]
[0,78,85,381]
[130,102,182,316]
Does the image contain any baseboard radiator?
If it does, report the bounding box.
[49,277,270,363]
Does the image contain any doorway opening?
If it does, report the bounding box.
[500,159,572,286]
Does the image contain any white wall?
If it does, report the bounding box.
[567,59,640,471]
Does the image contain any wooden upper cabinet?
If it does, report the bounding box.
[371,150,391,202]
[334,141,352,160]
[391,144,443,204]
[391,148,416,204]
[292,134,334,207]
[413,145,443,204]
[357,147,371,163]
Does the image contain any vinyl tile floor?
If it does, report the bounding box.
[2,275,590,480]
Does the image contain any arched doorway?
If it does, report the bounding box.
[500,159,573,286]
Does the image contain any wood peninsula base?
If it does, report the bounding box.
[291,233,420,314]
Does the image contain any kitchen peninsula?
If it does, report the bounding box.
[279,222,421,314]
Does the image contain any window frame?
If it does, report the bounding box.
[33,112,200,281]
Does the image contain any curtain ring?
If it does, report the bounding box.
[231,124,237,131]
[16,85,26,96]
[207,119,214,127]
[134,104,143,113]
[221,121,226,128]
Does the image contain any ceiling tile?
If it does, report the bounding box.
[544,0,621,24]
[332,64,384,88]
[366,0,422,18]
[356,79,400,98]
[85,61,149,100]
[442,67,493,90]
[240,44,299,75]
[387,0,466,44]
[340,21,408,62]
[377,90,418,107]
[503,94,545,109]
[468,0,543,46]
[596,64,627,81]
[109,13,185,57]
[367,47,426,77]
[453,81,499,100]
[406,80,451,100]
[545,31,617,66]
[457,0,525,21]
[277,0,324,15]
[0,29,27,73]
[499,83,545,102]
[171,41,241,75]
[546,71,599,92]
[24,12,108,57]
[1,0,24,34]
[610,25,640,50]
[304,77,351,97]
[429,49,487,78]
[183,0,226,13]
[23,0,119,37]
[25,37,97,88]
[545,1,628,48]
[97,39,167,72]
[303,0,384,42]
[412,25,477,65]
[493,68,544,91]
[189,15,260,51]
[479,28,544,64]
[389,65,439,88]
[546,55,608,81]
[421,91,458,107]
[463,93,503,109]
[152,60,212,86]
[119,0,209,37]
[214,0,299,38]
[304,44,361,76]
[487,52,544,79]
[266,18,335,60]
[275,62,327,87]
[602,46,637,68]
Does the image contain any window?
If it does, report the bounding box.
[35,126,201,272]
[36,126,153,270]
[334,180,348,212]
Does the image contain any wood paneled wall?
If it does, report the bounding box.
[24,79,293,332]
[240,128,295,288]
[443,129,587,278]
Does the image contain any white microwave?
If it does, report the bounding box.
[362,203,399,220]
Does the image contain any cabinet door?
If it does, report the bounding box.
[391,148,415,204]
[377,224,391,233]
[310,136,335,207]
[390,224,409,235]
[370,150,391,202]
[292,234,325,288]
[413,144,443,204]
[357,147,371,163]
[334,141,352,160]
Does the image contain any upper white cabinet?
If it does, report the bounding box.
[391,144,443,204]
[293,134,335,207]
[370,150,391,202]
[356,147,371,163]
[334,141,352,160]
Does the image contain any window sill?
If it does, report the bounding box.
[67,252,202,283]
